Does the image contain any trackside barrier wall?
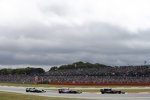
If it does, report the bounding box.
[48,82,150,86]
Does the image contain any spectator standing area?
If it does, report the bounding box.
[0,62,150,86]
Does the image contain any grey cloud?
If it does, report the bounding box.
[0,22,150,66]
[38,0,71,17]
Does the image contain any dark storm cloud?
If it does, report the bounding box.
[0,21,150,66]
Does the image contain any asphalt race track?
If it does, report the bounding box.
[0,86,150,100]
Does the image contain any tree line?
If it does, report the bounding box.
[50,61,110,71]
[0,67,45,75]
[0,61,110,75]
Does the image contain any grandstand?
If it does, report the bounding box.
[0,62,150,86]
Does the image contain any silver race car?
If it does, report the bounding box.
[58,88,82,94]
[26,88,46,93]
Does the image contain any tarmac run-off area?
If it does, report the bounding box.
[0,86,150,100]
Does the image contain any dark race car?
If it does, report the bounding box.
[100,88,125,94]
[26,88,46,93]
[58,88,82,94]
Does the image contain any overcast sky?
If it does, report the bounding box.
[0,0,150,70]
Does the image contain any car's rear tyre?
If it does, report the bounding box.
[59,91,62,93]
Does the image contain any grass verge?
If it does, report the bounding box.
[0,83,149,88]
[0,91,84,100]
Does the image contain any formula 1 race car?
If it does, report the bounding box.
[58,88,82,94]
[26,88,46,93]
[100,88,125,94]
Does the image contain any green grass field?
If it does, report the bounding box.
[0,92,84,100]
[0,82,149,88]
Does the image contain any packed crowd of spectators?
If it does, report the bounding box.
[47,65,150,77]
[44,65,150,84]
[0,65,150,84]
[0,75,35,84]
